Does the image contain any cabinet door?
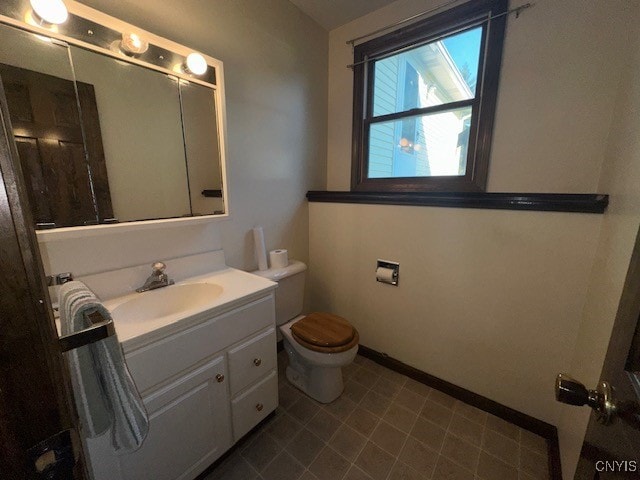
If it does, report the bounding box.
[118,355,231,480]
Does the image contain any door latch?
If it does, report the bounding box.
[555,373,617,424]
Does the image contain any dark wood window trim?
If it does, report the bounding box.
[351,0,508,193]
[306,191,609,214]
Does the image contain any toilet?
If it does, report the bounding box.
[252,260,359,403]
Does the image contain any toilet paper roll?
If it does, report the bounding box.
[269,249,289,269]
[253,227,268,271]
[376,266,396,284]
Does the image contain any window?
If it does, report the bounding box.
[351,0,507,192]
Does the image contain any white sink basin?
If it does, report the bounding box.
[111,283,223,323]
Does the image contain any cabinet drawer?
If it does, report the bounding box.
[126,295,274,393]
[228,327,276,395]
[231,370,278,441]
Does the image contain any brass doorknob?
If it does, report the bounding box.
[555,373,616,424]
[216,374,224,383]
[253,358,262,367]
[256,403,264,412]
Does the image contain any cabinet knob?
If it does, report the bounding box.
[253,358,262,367]
[216,374,225,383]
[255,403,264,412]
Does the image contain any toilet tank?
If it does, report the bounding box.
[251,260,307,327]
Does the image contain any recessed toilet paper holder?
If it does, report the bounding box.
[376,260,399,286]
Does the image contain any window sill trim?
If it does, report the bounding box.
[306,191,608,214]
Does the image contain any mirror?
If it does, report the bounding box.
[70,45,191,223]
[180,80,224,216]
[0,17,226,230]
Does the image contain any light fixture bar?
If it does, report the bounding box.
[0,0,217,86]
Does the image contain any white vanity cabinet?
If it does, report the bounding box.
[85,292,278,480]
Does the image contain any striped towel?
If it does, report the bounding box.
[59,281,149,453]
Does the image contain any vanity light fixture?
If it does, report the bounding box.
[29,0,69,25]
[119,32,149,56]
[184,52,208,76]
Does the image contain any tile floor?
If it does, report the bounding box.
[205,352,550,480]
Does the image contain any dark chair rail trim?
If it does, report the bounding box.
[306,190,608,214]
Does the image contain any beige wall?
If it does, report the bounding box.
[557,16,640,478]
[311,0,637,468]
[40,222,224,278]
[39,0,327,277]
[310,204,600,424]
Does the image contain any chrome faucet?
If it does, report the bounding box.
[136,262,174,293]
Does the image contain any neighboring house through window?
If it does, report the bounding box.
[351,0,508,192]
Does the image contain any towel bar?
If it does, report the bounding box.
[58,310,116,353]
[47,272,74,286]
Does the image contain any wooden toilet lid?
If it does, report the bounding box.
[291,312,356,351]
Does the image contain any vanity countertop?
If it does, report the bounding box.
[102,268,276,352]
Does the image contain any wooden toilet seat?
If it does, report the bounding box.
[290,312,359,353]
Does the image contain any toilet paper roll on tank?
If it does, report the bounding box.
[252,226,290,270]
[269,249,289,269]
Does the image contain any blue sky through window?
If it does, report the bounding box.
[441,26,482,92]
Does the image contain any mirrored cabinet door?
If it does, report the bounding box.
[0,23,99,228]
[70,45,191,223]
[179,80,224,216]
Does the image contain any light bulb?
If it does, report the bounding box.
[120,32,148,56]
[185,52,207,76]
[30,0,69,25]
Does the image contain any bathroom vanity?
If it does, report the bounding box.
[80,253,278,480]
[0,0,289,477]
[0,3,279,478]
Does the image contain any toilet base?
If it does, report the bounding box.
[280,317,358,404]
[285,364,344,404]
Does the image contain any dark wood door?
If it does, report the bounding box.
[0,76,86,477]
[570,225,640,479]
[0,63,113,228]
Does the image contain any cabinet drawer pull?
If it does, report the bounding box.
[253,358,262,367]
[216,374,225,383]
[255,403,264,412]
